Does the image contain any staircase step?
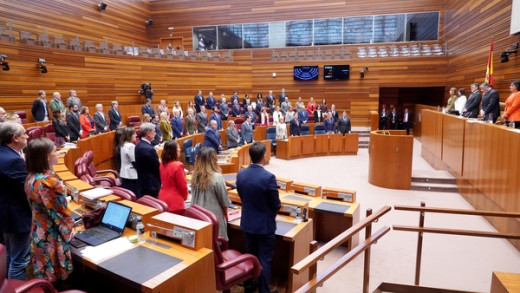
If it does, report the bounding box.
[411,177,456,184]
[410,182,458,193]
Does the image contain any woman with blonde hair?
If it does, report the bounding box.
[172,100,184,118]
[191,147,230,240]
[159,112,172,141]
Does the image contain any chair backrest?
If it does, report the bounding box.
[301,125,310,135]
[82,151,97,177]
[0,244,8,292]
[74,157,87,177]
[183,139,193,151]
[109,187,137,202]
[194,143,201,160]
[127,115,141,127]
[43,123,56,142]
[27,127,42,142]
[185,205,222,261]
[136,195,169,212]
[314,124,326,134]
[266,127,276,140]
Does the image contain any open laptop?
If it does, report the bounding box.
[74,201,132,246]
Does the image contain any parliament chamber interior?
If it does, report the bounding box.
[0,0,519,292]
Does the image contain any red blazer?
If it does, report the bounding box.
[79,114,95,138]
[158,160,188,213]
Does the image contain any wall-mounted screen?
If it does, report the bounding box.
[294,66,319,81]
[324,65,350,80]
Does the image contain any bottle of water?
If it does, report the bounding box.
[136,219,145,244]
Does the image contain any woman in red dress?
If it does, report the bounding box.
[158,140,188,214]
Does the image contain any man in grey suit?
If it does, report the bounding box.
[196,105,208,133]
[278,88,287,106]
[281,97,291,114]
[480,82,500,123]
[463,83,482,118]
[219,95,229,121]
[93,103,108,134]
[337,111,351,136]
[226,120,240,148]
[241,114,253,144]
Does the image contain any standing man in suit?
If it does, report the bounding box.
[245,105,257,124]
[265,90,275,113]
[230,91,240,107]
[66,89,82,110]
[197,105,209,133]
[134,122,160,198]
[402,108,412,135]
[278,88,287,106]
[93,104,108,134]
[462,83,482,118]
[66,104,82,141]
[226,120,240,148]
[194,90,205,113]
[203,120,222,153]
[185,108,197,135]
[206,92,216,110]
[241,114,254,144]
[480,82,500,123]
[0,122,31,280]
[171,109,183,139]
[31,90,49,122]
[232,99,242,117]
[236,142,281,293]
[210,106,223,130]
[337,111,352,135]
[219,96,229,121]
[141,98,155,117]
[108,101,122,130]
[280,97,291,115]
[330,104,339,123]
[290,112,301,136]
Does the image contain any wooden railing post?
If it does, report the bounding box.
[363,208,373,293]
[415,201,426,285]
[309,240,319,293]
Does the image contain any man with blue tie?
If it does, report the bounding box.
[245,105,256,124]
[170,109,183,139]
[141,98,155,117]
[206,92,216,110]
[108,101,122,130]
[236,142,280,293]
[241,114,254,144]
[210,106,223,130]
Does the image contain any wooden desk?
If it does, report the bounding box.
[368,130,413,190]
[56,170,78,181]
[227,213,313,292]
[491,271,520,293]
[276,133,359,160]
[68,203,216,293]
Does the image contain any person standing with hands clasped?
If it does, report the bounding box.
[236,142,281,293]
[24,138,75,290]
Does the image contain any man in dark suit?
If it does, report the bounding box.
[196,105,208,133]
[265,90,275,113]
[463,83,482,118]
[141,98,155,117]
[245,106,257,124]
[480,82,500,123]
[170,109,183,139]
[241,115,254,144]
[134,122,160,198]
[236,142,281,293]
[31,90,49,122]
[203,120,222,153]
[93,103,108,134]
[0,122,31,280]
[278,88,287,106]
[108,101,122,130]
[66,104,82,141]
[194,90,205,113]
[210,106,223,130]
[219,96,229,121]
[232,99,242,117]
[337,111,351,135]
[290,112,301,136]
[402,108,413,135]
[206,92,216,110]
[230,91,240,107]
[330,104,339,123]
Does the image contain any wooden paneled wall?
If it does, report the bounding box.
[444,0,520,99]
[0,0,151,47]
[149,0,445,50]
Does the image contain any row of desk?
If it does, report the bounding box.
[276,133,359,160]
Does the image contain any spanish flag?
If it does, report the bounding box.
[485,38,494,87]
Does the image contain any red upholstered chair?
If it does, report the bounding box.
[109,186,137,202]
[74,157,88,178]
[82,151,121,186]
[184,205,261,292]
[0,244,86,293]
[26,126,43,143]
[127,116,141,127]
[80,173,117,188]
[43,123,56,143]
[15,111,28,124]
[136,195,169,212]
[234,118,244,130]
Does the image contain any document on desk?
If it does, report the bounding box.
[80,237,134,263]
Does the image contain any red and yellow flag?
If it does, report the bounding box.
[485,38,494,87]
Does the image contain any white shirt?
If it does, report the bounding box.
[454,95,467,113]
[120,142,137,179]
[273,110,282,125]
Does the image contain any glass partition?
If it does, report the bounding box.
[344,16,374,44]
[193,26,216,51]
[314,18,343,45]
[286,20,313,47]
[243,23,269,48]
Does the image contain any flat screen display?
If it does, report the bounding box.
[293,66,319,81]
[324,65,350,80]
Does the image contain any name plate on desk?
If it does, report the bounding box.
[303,187,316,196]
[148,212,212,250]
[322,187,356,203]
[276,177,293,191]
[291,181,322,197]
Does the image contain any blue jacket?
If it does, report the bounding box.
[241,121,253,143]
[31,99,48,122]
[0,146,31,234]
[170,116,183,138]
[237,164,280,234]
[210,112,222,130]
[324,118,335,133]
[203,127,221,153]
[141,104,155,117]
[206,96,216,109]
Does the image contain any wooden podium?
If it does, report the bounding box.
[368,130,413,189]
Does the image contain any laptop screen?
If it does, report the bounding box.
[101,201,132,232]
